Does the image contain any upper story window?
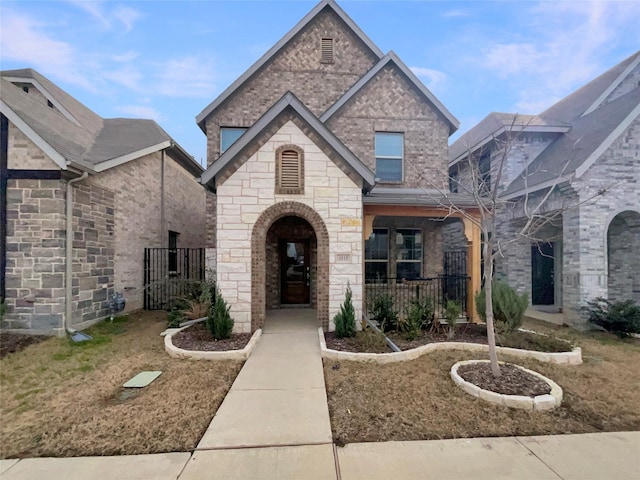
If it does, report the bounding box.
[321,38,334,63]
[275,145,304,195]
[220,127,248,153]
[375,132,403,182]
[478,154,491,193]
[449,168,459,193]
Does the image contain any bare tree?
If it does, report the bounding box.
[415,115,607,377]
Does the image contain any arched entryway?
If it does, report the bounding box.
[251,202,330,331]
[607,210,640,303]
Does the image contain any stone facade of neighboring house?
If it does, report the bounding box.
[197,0,483,333]
[1,69,206,335]
[449,51,640,325]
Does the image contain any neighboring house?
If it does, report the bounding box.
[449,51,640,325]
[197,0,483,333]
[0,68,206,335]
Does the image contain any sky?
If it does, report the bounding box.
[1,0,639,166]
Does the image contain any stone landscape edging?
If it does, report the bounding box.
[450,359,563,411]
[319,328,582,365]
[164,327,262,360]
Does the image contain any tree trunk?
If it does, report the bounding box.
[484,241,501,377]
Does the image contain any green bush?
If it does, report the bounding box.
[356,328,388,352]
[207,289,234,340]
[444,300,462,339]
[371,294,399,332]
[582,297,640,336]
[401,299,433,340]
[334,284,357,338]
[475,281,528,333]
[167,308,185,328]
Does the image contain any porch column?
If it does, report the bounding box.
[462,218,481,322]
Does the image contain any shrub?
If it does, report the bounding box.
[356,328,388,352]
[444,300,462,339]
[475,282,528,333]
[401,299,433,340]
[334,284,357,338]
[582,297,640,336]
[371,294,399,332]
[206,289,234,340]
[167,309,185,328]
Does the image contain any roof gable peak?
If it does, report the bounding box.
[195,0,384,131]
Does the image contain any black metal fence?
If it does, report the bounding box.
[364,275,469,320]
[444,250,467,277]
[144,248,206,310]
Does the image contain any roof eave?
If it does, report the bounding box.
[92,140,172,172]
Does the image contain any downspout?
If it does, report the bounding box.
[160,150,166,246]
[64,171,88,334]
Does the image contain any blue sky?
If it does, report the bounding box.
[1,1,639,166]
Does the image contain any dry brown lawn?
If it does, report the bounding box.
[324,319,640,444]
[0,311,242,459]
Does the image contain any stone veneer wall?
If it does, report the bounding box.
[3,178,67,333]
[70,182,115,327]
[215,121,363,333]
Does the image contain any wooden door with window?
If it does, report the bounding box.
[281,240,310,304]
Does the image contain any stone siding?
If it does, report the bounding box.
[215,121,363,332]
[70,182,115,326]
[326,64,450,189]
[3,178,66,333]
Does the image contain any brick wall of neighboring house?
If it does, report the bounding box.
[215,121,363,333]
[7,125,60,170]
[3,178,67,333]
[89,151,206,312]
[204,8,378,167]
[326,64,450,190]
[70,182,115,327]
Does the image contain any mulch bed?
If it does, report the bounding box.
[171,322,252,351]
[0,333,48,359]
[457,363,551,397]
[324,324,572,354]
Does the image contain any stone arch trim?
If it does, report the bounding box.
[251,201,330,331]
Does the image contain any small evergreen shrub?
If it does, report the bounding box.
[401,299,433,340]
[582,297,640,336]
[167,309,185,328]
[475,281,528,333]
[371,294,399,332]
[334,284,356,338]
[207,289,234,340]
[444,300,462,339]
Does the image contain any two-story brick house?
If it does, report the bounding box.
[197,0,482,333]
[1,69,206,335]
[449,51,640,325]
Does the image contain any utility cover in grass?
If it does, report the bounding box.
[123,371,162,388]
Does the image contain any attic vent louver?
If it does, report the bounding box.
[321,38,334,64]
[276,146,304,194]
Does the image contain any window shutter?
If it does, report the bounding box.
[321,38,334,63]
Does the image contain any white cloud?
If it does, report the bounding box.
[477,0,640,113]
[410,67,447,92]
[67,0,142,32]
[103,66,144,90]
[113,51,140,63]
[442,10,470,18]
[117,105,163,121]
[113,6,143,32]
[152,57,217,98]
[0,10,94,91]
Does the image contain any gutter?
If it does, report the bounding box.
[64,171,88,336]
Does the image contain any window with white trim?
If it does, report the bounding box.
[275,145,304,194]
[220,127,248,153]
[396,228,422,280]
[375,132,403,182]
[365,228,389,282]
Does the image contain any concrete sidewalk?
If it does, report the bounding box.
[2,432,638,479]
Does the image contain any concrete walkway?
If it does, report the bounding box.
[2,310,639,478]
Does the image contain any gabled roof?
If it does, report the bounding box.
[200,91,376,188]
[503,87,640,198]
[320,51,460,134]
[449,112,569,165]
[540,50,640,124]
[1,69,202,176]
[195,0,384,132]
